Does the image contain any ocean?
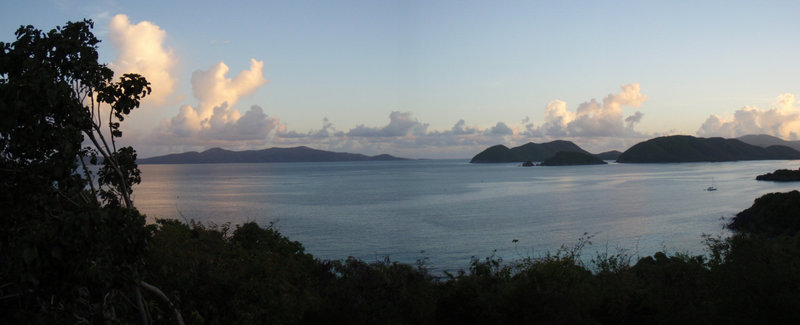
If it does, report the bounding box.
[133,159,800,272]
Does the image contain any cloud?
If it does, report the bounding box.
[155,104,278,144]
[625,111,644,129]
[190,59,267,118]
[697,93,800,139]
[451,119,480,135]
[347,111,429,137]
[490,122,514,135]
[151,59,274,146]
[108,14,176,104]
[277,118,339,138]
[541,100,572,136]
[539,83,648,137]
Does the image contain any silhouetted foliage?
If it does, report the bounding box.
[0,20,156,323]
[728,190,800,237]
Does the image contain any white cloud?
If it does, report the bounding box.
[154,104,278,144]
[151,59,274,147]
[108,14,176,104]
[276,118,339,138]
[697,93,800,139]
[541,100,572,136]
[490,122,514,135]
[347,111,429,137]
[190,59,267,119]
[539,83,648,137]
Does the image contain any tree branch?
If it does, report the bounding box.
[77,152,98,204]
[135,286,151,325]
[140,281,185,325]
[84,123,133,208]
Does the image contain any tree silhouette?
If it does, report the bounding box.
[0,20,181,323]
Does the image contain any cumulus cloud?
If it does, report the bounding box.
[108,14,176,104]
[451,119,480,135]
[151,59,274,146]
[311,117,336,137]
[190,59,267,119]
[697,93,800,139]
[539,83,648,137]
[276,118,339,138]
[490,122,514,135]
[347,111,429,137]
[155,104,278,144]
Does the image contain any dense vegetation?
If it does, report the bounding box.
[617,135,800,163]
[541,151,607,166]
[470,140,589,163]
[5,20,800,324]
[756,168,800,182]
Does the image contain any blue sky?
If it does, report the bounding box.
[3,1,800,158]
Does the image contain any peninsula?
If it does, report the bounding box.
[756,168,800,182]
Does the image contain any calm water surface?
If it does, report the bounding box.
[134,160,800,272]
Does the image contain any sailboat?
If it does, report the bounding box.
[706,178,717,191]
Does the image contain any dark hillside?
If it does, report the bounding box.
[617,135,800,163]
[471,141,590,163]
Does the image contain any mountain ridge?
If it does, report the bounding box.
[138,146,408,164]
[738,134,800,151]
[470,140,590,163]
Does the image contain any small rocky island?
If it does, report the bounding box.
[540,151,608,166]
[756,168,800,182]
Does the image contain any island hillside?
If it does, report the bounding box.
[541,151,608,166]
[470,140,589,163]
[738,134,800,152]
[616,135,800,163]
[756,168,800,182]
[138,146,407,164]
[594,150,622,161]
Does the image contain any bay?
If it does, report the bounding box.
[133,159,800,272]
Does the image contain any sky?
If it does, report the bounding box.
[2,0,800,159]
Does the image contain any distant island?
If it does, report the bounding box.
[470,140,592,163]
[738,134,800,152]
[594,150,622,161]
[617,135,800,163]
[756,168,800,182]
[138,146,408,164]
[541,151,607,166]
